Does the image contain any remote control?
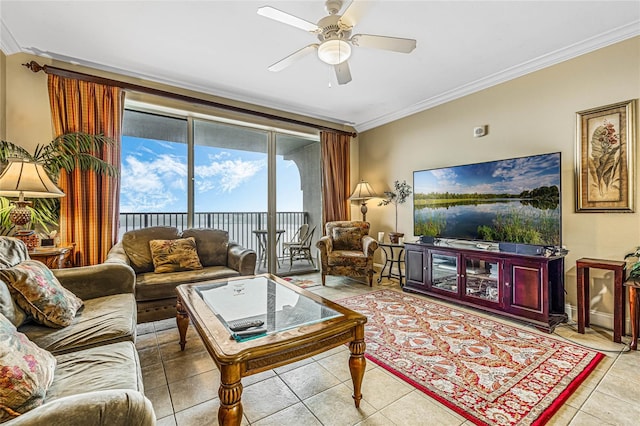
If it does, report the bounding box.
[228,319,264,332]
[232,327,267,338]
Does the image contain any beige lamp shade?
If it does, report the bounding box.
[349,181,377,221]
[0,160,65,200]
[349,181,377,201]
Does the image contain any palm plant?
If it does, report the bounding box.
[0,132,118,233]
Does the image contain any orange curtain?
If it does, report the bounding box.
[320,131,351,228]
[48,75,123,266]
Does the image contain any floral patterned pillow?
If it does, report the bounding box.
[0,313,56,422]
[149,237,204,274]
[0,260,84,328]
[332,227,364,251]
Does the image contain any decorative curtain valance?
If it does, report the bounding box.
[320,131,351,227]
[48,74,124,266]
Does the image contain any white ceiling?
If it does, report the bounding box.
[1,1,639,132]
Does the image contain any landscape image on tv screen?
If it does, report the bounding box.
[413,152,561,246]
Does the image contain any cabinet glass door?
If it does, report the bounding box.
[464,257,500,304]
[430,253,458,293]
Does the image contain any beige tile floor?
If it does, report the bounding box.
[136,274,640,426]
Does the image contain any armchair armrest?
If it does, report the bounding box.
[316,236,333,253]
[362,236,378,256]
[6,390,155,426]
[227,243,257,275]
[316,236,332,269]
[104,242,131,267]
[52,263,135,301]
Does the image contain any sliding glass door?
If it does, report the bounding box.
[193,120,269,268]
[121,106,321,275]
[275,133,321,275]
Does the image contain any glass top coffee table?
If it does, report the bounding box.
[175,274,367,426]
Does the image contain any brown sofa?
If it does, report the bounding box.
[106,226,257,323]
[0,236,155,425]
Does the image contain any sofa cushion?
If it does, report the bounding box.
[0,279,27,327]
[331,227,364,251]
[0,261,83,329]
[44,341,144,404]
[328,250,369,267]
[0,314,56,422]
[0,237,30,269]
[149,237,203,273]
[19,293,136,355]
[181,229,229,267]
[122,226,180,273]
[135,266,241,301]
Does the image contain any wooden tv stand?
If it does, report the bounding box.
[404,242,567,333]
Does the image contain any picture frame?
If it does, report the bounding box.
[575,99,636,212]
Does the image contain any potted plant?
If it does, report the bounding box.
[625,247,640,280]
[0,132,118,234]
[378,180,412,243]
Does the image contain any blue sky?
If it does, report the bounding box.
[414,153,561,195]
[120,136,303,212]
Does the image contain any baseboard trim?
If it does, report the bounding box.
[565,303,631,332]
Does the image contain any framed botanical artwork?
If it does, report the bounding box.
[575,99,636,212]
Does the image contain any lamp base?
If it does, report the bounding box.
[9,201,32,226]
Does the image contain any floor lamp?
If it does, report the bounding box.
[0,159,65,249]
[348,181,377,222]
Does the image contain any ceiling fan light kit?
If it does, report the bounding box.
[258,0,417,85]
[318,39,351,65]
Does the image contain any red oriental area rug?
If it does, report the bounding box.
[338,290,604,426]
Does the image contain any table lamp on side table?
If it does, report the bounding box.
[0,159,65,250]
[349,181,378,222]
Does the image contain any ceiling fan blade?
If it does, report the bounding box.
[257,6,319,33]
[334,62,352,85]
[268,44,319,72]
[339,1,373,28]
[351,34,417,53]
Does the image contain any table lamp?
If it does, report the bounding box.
[348,181,377,222]
[0,159,65,248]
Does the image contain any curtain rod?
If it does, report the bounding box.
[23,60,357,138]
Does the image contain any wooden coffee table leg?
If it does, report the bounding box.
[348,324,366,408]
[176,297,190,351]
[218,364,243,426]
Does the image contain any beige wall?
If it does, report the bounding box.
[358,37,640,327]
[0,50,6,140]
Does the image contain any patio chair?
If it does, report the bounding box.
[288,225,316,270]
[282,224,309,258]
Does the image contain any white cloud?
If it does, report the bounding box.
[196,156,265,193]
[120,154,186,212]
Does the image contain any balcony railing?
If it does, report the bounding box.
[118,211,309,255]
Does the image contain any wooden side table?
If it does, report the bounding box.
[625,279,640,350]
[576,258,626,343]
[29,245,74,269]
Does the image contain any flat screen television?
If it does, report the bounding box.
[413,152,561,247]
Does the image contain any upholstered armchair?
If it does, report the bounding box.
[316,221,378,286]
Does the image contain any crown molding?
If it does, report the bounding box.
[355,22,640,133]
[0,18,21,55]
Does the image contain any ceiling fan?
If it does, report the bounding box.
[257,0,417,85]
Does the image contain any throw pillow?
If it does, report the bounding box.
[332,227,364,250]
[0,313,56,422]
[0,260,84,329]
[149,237,204,273]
